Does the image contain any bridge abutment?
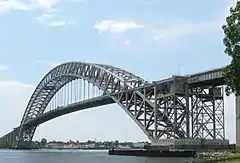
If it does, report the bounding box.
[0,128,19,148]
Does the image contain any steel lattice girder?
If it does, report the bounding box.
[17,62,188,146]
[110,82,189,140]
[155,95,190,139]
[190,86,225,139]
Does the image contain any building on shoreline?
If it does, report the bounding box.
[45,140,149,149]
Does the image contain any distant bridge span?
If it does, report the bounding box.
[0,62,228,148]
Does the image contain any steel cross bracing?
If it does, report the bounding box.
[0,63,226,148]
[190,86,225,140]
[112,76,189,140]
[16,62,190,147]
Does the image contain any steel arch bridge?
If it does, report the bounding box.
[0,61,227,148]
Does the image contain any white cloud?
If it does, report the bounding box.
[95,1,235,49]
[48,20,75,26]
[93,20,144,33]
[93,18,219,50]
[0,0,33,13]
[0,0,59,13]
[0,65,9,71]
[0,0,82,13]
[37,13,54,21]
[0,0,81,27]
[37,14,74,27]
[29,0,60,10]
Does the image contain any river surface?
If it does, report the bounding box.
[0,149,194,163]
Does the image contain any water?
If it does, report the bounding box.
[0,149,194,163]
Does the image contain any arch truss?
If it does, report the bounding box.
[17,62,188,147]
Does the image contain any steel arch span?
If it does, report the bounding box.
[17,61,187,147]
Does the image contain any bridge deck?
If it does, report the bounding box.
[24,95,114,128]
[0,66,227,148]
[186,67,224,87]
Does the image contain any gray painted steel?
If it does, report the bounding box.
[0,63,227,148]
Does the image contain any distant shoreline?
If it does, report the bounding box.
[47,148,111,150]
[0,147,132,150]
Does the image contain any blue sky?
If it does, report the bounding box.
[0,0,238,143]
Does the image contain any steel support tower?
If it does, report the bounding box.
[155,76,190,139]
[190,86,225,139]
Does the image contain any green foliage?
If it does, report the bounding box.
[223,1,240,96]
[30,141,40,149]
[0,142,12,149]
[40,138,47,147]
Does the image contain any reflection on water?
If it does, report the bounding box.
[0,149,194,163]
